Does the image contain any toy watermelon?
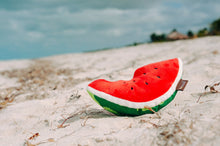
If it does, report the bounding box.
[87,58,187,116]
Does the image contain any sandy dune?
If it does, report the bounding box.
[0,36,220,146]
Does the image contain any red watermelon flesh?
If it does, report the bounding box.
[87,58,183,115]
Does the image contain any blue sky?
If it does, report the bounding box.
[0,0,220,60]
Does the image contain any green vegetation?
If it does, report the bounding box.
[197,28,208,37]
[187,30,194,38]
[171,29,177,32]
[126,42,144,47]
[150,33,166,42]
[210,18,220,35]
[150,17,220,43]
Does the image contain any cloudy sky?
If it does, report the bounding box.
[0,0,220,60]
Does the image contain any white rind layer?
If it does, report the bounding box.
[87,58,183,109]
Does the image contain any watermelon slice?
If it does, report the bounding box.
[87,58,185,116]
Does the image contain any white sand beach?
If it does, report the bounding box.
[0,36,220,146]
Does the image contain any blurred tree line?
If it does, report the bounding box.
[210,18,220,35]
[150,33,166,42]
[150,17,220,42]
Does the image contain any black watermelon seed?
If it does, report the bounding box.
[143,73,146,75]
[131,87,134,90]
[145,82,149,85]
[157,76,160,78]
[154,67,158,69]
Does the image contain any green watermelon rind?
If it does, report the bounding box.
[87,90,177,116]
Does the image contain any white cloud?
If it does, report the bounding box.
[62,29,87,35]
[27,31,44,41]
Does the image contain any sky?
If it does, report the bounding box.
[0,0,220,60]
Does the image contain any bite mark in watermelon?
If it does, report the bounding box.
[87,58,185,116]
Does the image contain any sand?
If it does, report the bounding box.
[0,36,220,146]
